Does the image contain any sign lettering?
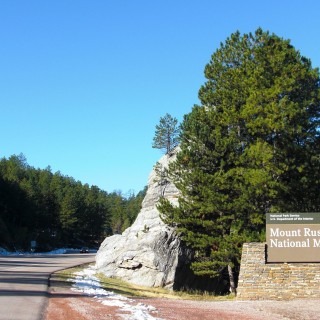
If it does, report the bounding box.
[266,213,320,263]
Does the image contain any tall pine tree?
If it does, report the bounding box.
[158,28,320,292]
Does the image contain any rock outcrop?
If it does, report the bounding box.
[95,150,185,289]
[96,150,230,294]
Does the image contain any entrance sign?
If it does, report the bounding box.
[266,213,320,263]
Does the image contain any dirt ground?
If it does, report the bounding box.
[45,276,320,320]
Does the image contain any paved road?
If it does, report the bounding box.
[0,254,95,320]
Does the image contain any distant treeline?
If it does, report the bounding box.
[0,154,146,251]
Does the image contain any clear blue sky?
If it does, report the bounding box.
[1,0,320,195]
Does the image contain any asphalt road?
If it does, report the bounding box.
[0,253,95,320]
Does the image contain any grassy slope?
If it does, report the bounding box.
[51,263,234,301]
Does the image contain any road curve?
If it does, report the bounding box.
[0,253,95,320]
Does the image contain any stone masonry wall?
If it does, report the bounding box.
[237,242,320,300]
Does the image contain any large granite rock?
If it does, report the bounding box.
[95,150,185,289]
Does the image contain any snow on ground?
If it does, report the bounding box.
[69,266,162,320]
[0,247,9,255]
[0,247,24,255]
[0,247,68,255]
[0,248,97,255]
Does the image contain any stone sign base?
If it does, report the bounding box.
[237,243,320,300]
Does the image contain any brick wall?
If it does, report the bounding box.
[237,242,320,300]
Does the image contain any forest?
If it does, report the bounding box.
[0,153,146,252]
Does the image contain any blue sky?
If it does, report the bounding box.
[1,0,320,195]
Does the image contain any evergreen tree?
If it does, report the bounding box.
[152,113,180,154]
[158,28,320,292]
[0,155,114,250]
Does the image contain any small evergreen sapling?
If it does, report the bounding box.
[152,113,180,155]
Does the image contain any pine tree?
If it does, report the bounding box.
[152,113,180,154]
[158,28,320,292]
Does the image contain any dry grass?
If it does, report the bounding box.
[52,263,234,301]
[97,273,234,301]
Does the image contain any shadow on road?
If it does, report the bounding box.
[0,289,82,299]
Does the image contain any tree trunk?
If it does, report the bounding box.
[228,264,237,296]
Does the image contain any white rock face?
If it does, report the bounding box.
[95,150,183,288]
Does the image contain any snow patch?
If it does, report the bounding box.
[0,248,70,255]
[70,266,162,320]
[47,248,68,254]
[0,247,9,255]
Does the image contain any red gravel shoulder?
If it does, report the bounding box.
[45,281,320,320]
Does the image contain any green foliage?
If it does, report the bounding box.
[159,28,320,280]
[108,188,147,234]
[0,155,146,251]
[152,113,180,154]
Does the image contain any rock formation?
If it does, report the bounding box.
[96,149,229,294]
[95,150,185,289]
